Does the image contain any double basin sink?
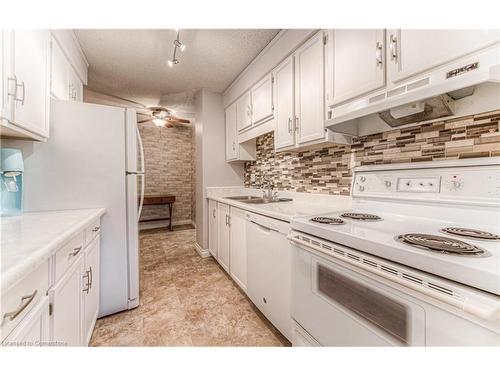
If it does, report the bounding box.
[224,195,293,204]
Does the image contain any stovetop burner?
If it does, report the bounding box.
[397,233,486,256]
[340,212,382,221]
[310,217,345,225]
[441,227,500,241]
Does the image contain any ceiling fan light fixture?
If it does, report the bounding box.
[152,118,167,127]
[174,40,186,52]
[167,59,179,67]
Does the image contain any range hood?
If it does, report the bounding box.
[326,44,500,131]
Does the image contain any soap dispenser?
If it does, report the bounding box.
[1,148,24,216]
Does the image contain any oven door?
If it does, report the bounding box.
[292,244,426,346]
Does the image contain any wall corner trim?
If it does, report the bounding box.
[194,243,211,258]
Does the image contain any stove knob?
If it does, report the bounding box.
[385,180,391,188]
[360,176,366,182]
[359,185,365,192]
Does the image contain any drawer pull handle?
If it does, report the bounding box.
[92,226,100,232]
[70,246,82,256]
[89,266,93,289]
[3,289,38,321]
[82,270,91,294]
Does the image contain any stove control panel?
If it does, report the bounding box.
[396,177,441,193]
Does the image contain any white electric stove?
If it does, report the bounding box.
[289,157,500,346]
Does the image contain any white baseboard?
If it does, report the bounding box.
[194,242,211,258]
[139,219,195,231]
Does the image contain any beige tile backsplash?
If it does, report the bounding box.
[244,109,500,195]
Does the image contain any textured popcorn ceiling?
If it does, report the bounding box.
[75,29,280,106]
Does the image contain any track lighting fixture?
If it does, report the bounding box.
[168,30,186,67]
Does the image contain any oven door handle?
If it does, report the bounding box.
[288,235,500,321]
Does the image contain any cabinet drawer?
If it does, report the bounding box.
[54,231,84,283]
[1,261,49,340]
[84,219,101,247]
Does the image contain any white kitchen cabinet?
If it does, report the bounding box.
[2,297,50,346]
[273,56,295,150]
[208,199,218,258]
[225,101,256,162]
[236,91,252,132]
[82,235,100,346]
[8,30,50,138]
[68,66,83,102]
[0,30,11,123]
[217,203,230,272]
[387,29,500,84]
[328,29,385,105]
[225,103,238,161]
[294,31,325,145]
[50,37,69,100]
[229,207,247,292]
[50,254,83,346]
[251,73,274,126]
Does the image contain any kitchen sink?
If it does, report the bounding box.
[224,196,292,204]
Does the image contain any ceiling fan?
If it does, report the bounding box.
[137,106,191,128]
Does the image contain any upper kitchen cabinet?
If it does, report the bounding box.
[251,73,274,125]
[273,56,295,150]
[0,30,50,140]
[236,91,252,132]
[294,31,325,145]
[225,102,256,162]
[387,29,500,84]
[325,29,385,106]
[50,37,70,100]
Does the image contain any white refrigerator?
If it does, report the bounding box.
[11,99,145,317]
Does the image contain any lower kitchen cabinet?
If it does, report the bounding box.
[82,236,100,345]
[217,202,231,272]
[50,254,84,346]
[2,296,50,346]
[229,207,247,292]
[208,199,218,258]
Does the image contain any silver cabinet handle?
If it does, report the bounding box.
[89,266,93,289]
[7,75,18,103]
[287,118,292,134]
[3,289,38,321]
[82,270,90,293]
[375,41,383,68]
[389,34,398,62]
[92,226,100,232]
[232,141,235,151]
[70,246,82,256]
[212,208,216,219]
[225,214,228,226]
[15,80,25,106]
[295,116,300,133]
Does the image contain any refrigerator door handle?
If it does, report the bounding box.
[136,126,145,221]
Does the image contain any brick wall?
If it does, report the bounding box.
[139,123,195,224]
[244,109,500,195]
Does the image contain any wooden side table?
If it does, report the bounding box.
[139,194,176,231]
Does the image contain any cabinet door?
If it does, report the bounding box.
[82,236,100,346]
[2,297,49,346]
[208,200,218,258]
[273,56,295,150]
[50,37,69,100]
[294,32,325,145]
[229,207,247,291]
[1,30,13,122]
[331,29,385,105]
[225,103,238,161]
[68,66,83,102]
[217,203,230,272]
[251,74,273,125]
[12,30,50,137]
[50,255,83,346]
[388,29,500,83]
[235,91,252,132]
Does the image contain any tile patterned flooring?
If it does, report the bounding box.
[90,226,290,346]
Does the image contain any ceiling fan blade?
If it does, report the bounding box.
[170,116,190,124]
[137,119,151,123]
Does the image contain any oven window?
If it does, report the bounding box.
[317,264,409,345]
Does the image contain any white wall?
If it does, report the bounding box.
[195,89,244,250]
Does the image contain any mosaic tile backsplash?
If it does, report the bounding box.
[244,109,500,195]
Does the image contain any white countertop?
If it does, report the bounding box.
[206,187,352,222]
[1,208,105,293]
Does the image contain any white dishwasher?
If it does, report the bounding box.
[246,212,292,341]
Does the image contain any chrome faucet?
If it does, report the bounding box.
[261,178,278,201]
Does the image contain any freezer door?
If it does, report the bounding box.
[126,173,140,308]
